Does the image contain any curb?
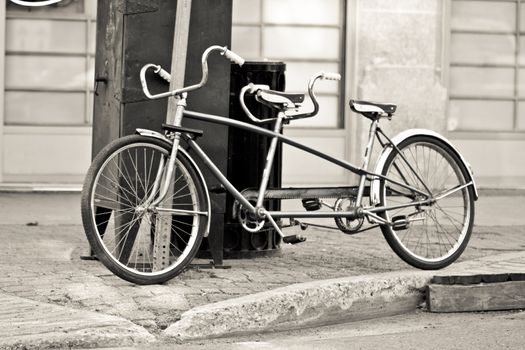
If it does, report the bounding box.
[164,251,525,341]
[164,270,433,340]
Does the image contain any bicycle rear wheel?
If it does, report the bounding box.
[379,135,475,269]
[81,135,208,284]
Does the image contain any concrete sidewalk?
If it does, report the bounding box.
[0,191,524,348]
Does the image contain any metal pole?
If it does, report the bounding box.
[167,0,192,123]
[153,0,193,271]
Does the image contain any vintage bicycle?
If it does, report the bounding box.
[81,45,478,285]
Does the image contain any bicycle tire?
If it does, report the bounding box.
[81,135,208,284]
[379,135,475,269]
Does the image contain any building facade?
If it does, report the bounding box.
[0,0,523,189]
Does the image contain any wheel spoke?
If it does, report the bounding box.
[379,137,473,267]
[83,137,207,284]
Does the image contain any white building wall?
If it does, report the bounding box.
[0,0,523,189]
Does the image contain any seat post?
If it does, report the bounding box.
[355,119,379,206]
[255,111,285,209]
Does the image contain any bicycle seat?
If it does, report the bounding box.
[350,100,396,118]
[257,89,305,109]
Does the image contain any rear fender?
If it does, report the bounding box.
[370,129,478,205]
[135,128,212,237]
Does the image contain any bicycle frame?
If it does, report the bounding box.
[146,99,446,229]
[83,45,479,284]
[138,45,475,233]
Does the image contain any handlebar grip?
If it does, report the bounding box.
[223,49,245,66]
[321,72,341,81]
[154,66,172,83]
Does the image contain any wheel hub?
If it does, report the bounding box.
[135,205,153,214]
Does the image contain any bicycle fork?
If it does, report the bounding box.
[144,95,187,208]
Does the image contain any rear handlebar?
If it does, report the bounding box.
[140,45,244,100]
[295,71,341,121]
[239,71,341,124]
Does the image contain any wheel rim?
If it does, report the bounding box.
[382,141,471,263]
[89,142,201,276]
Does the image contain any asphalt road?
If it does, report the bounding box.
[110,309,525,349]
[233,310,525,350]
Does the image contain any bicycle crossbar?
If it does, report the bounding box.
[268,210,360,219]
[241,186,364,200]
[184,110,366,176]
[184,110,429,199]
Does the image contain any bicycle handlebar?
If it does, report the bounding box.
[155,66,172,83]
[140,45,245,100]
[223,49,245,66]
[239,84,274,124]
[320,72,341,81]
[239,71,341,124]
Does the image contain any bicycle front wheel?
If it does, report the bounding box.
[379,135,475,270]
[81,135,208,284]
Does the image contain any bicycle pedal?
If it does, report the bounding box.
[302,198,321,211]
[392,215,409,230]
[283,234,307,244]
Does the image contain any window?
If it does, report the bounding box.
[449,0,525,132]
[232,0,345,128]
[4,0,96,126]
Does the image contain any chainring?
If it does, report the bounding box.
[334,197,364,234]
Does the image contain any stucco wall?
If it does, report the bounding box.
[355,0,447,150]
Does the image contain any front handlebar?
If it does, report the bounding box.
[140,45,341,126]
[140,45,245,100]
[239,71,341,124]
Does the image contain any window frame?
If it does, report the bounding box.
[232,0,347,129]
[4,0,96,127]
[447,0,525,138]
